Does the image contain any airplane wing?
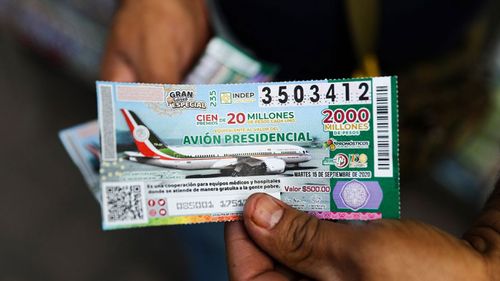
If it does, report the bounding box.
[236,157,267,167]
[210,158,240,169]
[211,157,267,169]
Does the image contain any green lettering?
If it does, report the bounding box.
[269,133,276,142]
[232,134,240,143]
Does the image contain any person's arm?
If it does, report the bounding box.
[100,0,210,83]
[226,177,500,281]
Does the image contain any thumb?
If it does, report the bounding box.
[243,193,355,280]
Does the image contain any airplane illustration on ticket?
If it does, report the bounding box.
[120,108,312,176]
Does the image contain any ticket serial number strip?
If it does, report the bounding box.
[258,81,372,107]
[167,193,281,216]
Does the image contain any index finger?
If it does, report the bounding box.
[100,41,137,82]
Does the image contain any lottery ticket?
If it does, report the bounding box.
[184,37,277,84]
[60,36,276,204]
[59,121,101,202]
[96,77,400,229]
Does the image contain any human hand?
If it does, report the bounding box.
[225,193,498,281]
[100,0,210,83]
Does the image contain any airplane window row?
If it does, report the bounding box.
[190,150,308,158]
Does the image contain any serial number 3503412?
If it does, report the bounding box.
[259,81,371,106]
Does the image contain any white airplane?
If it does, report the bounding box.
[120,109,312,176]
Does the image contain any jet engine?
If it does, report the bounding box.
[262,158,286,174]
[231,158,286,176]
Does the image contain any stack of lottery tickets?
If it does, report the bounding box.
[60,36,275,204]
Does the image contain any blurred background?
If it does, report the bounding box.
[0,0,499,280]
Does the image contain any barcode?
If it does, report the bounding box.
[98,84,117,161]
[373,78,393,177]
[102,182,148,226]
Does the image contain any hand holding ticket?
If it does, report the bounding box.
[96,77,399,229]
[225,193,491,281]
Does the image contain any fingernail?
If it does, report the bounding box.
[251,195,284,229]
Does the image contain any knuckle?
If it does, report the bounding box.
[279,213,321,267]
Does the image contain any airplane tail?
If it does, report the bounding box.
[120,109,169,158]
